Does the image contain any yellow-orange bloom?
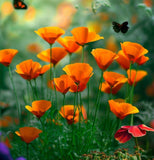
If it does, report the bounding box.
[34,27,65,44]
[15,127,42,144]
[91,48,117,71]
[63,63,93,86]
[121,42,148,63]
[25,100,51,119]
[71,27,104,46]
[100,71,128,94]
[116,50,130,70]
[37,47,67,65]
[16,59,41,80]
[39,64,51,76]
[54,75,75,94]
[0,49,18,67]
[59,105,87,124]
[109,99,139,120]
[57,36,81,54]
[135,55,149,65]
[127,69,147,86]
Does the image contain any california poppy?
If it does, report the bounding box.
[16,59,41,80]
[127,69,147,86]
[121,42,148,63]
[37,47,67,65]
[100,71,128,94]
[0,49,18,67]
[54,75,75,94]
[71,26,104,46]
[34,27,65,44]
[135,55,149,65]
[63,63,93,85]
[108,99,139,120]
[25,100,51,119]
[57,36,81,54]
[15,127,42,144]
[91,48,117,71]
[39,64,51,76]
[59,105,87,124]
[69,79,87,92]
[116,50,130,70]
[115,124,154,143]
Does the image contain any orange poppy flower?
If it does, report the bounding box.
[0,49,18,67]
[57,36,81,54]
[63,63,93,85]
[121,42,148,63]
[34,27,65,44]
[37,47,67,65]
[39,64,51,76]
[71,26,104,46]
[27,43,42,54]
[25,100,51,119]
[100,71,128,94]
[54,75,75,94]
[108,99,139,120]
[135,55,149,65]
[15,127,42,144]
[116,50,130,70]
[69,79,87,92]
[127,69,147,86]
[59,105,87,124]
[91,48,117,71]
[16,59,41,80]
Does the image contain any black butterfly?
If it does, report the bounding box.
[112,21,129,33]
[13,0,27,9]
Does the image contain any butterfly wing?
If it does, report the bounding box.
[112,22,121,33]
[13,0,27,9]
[121,21,129,33]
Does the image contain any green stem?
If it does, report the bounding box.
[34,79,39,99]
[135,137,140,151]
[26,144,29,160]
[81,45,84,63]
[53,65,57,108]
[92,71,103,128]
[130,65,139,126]
[69,54,71,64]
[29,80,35,100]
[8,66,20,119]
[49,44,53,101]
[87,81,90,118]
[63,94,65,116]
[41,75,44,99]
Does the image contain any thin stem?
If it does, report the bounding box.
[29,80,35,100]
[135,137,140,151]
[81,45,84,63]
[26,144,29,160]
[92,71,103,128]
[53,65,57,108]
[130,65,139,126]
[49,44,53,101]
[87,81,90,118]
[69,54,71,64]
[63,94,65,116]
[34,79,39,99]
[41,75,44,99]
[8,66,20,119]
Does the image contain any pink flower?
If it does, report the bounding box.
[115,124,154,143]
